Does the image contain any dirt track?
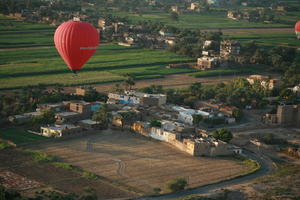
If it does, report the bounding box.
[63,73,280,93]
[202,28,294,35]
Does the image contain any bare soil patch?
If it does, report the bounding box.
[0,148,135,199]
[28,129,250,194]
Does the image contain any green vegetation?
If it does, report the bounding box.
[0,128,47,144]
[0,44,194,89]
[150,119,162,127]
[27,150,57,163]
[0,17,54,48]
[166,177,188,192]
[242,159,260,171]
[53,162,77,171]
[113,11,290,29]
[153,187,161,194]
[0,141,10,149]
[227,33,300,47]
[212,129,233,142]
[192,66,266,78]
[82,171,99,180]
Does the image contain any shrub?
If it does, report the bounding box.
[29,151,57,163]
[212,129,233,142]
[166,177,188,192]
[0,142,10,150]
[153,187,161,194]
[82,171,98,180]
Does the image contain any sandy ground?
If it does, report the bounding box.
[28,129,250,194]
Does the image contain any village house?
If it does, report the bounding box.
[227,11,241,20]
[264,105,300,128]
[159,30,174,37]
[171,6,179,13]
[132,121,241,156]
[55,112,83,124]
[79,119,103,130]
[108,91,167,107]
[172,106,211,125]
[290,85,300,97]
[247,75,281,90]
[220,40,241,57]
[196,56,218,70]
[36,102,67,113]
[75,87,87,96]
[41,124,83,138]
[189,2,200,11]
[9,112,42,124]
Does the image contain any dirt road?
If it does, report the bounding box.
[63,73,280,93]
[201,28,294,35]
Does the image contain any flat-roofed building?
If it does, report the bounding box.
[41,124,83,138]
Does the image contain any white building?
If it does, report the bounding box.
[41,124,82,138]
[108,91,166,106]
[172,106,210,125]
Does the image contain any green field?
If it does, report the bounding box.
[0,16,54,48]
[0,128,47,144]
[0,44,195,89]
[113,11,291,29]
[192,66,267,78]
[226,33,300,47]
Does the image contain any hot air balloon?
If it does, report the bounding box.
[295,21,300,40]
[54,20,99,74]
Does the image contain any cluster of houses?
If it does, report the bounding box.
[166,39,241,71]
[246,75,281,90]
[7,87,243,157]
[9,100,104,138]
[107,90,242,156]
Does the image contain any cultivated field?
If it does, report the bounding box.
[28,129,251,194]
[113,11,291,29]
[0,148,135,199]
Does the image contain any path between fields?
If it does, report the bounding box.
[131,149,273,200]
[63,73,280,94]
[201,27,294,35]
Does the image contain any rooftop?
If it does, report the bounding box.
[55,112,79,117]
[80,119,98,125]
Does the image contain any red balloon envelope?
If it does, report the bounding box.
[295,21,300,32]
[54,21,99,73]
[295,21,300,39]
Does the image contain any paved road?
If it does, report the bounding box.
[130,150,273,200]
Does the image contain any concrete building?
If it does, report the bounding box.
[277,105,300,127]
[159,30,174,37]
[69,101,92,114]
[108,91,166,107]
[264,105,300,128]
[171,6,179,13]
[75,87,87,96]
[79,119,102,130]
[108,92,140,104]
[41,124,83,138]
[220,40,241,57]
[36,102,66,113]
[227,11,240,20]
[190,2,200,11]
[247,75,281,90]
[196,56,218,70]
[55,112,82,123]
[9,112,42,124]
[172,106,211,125]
